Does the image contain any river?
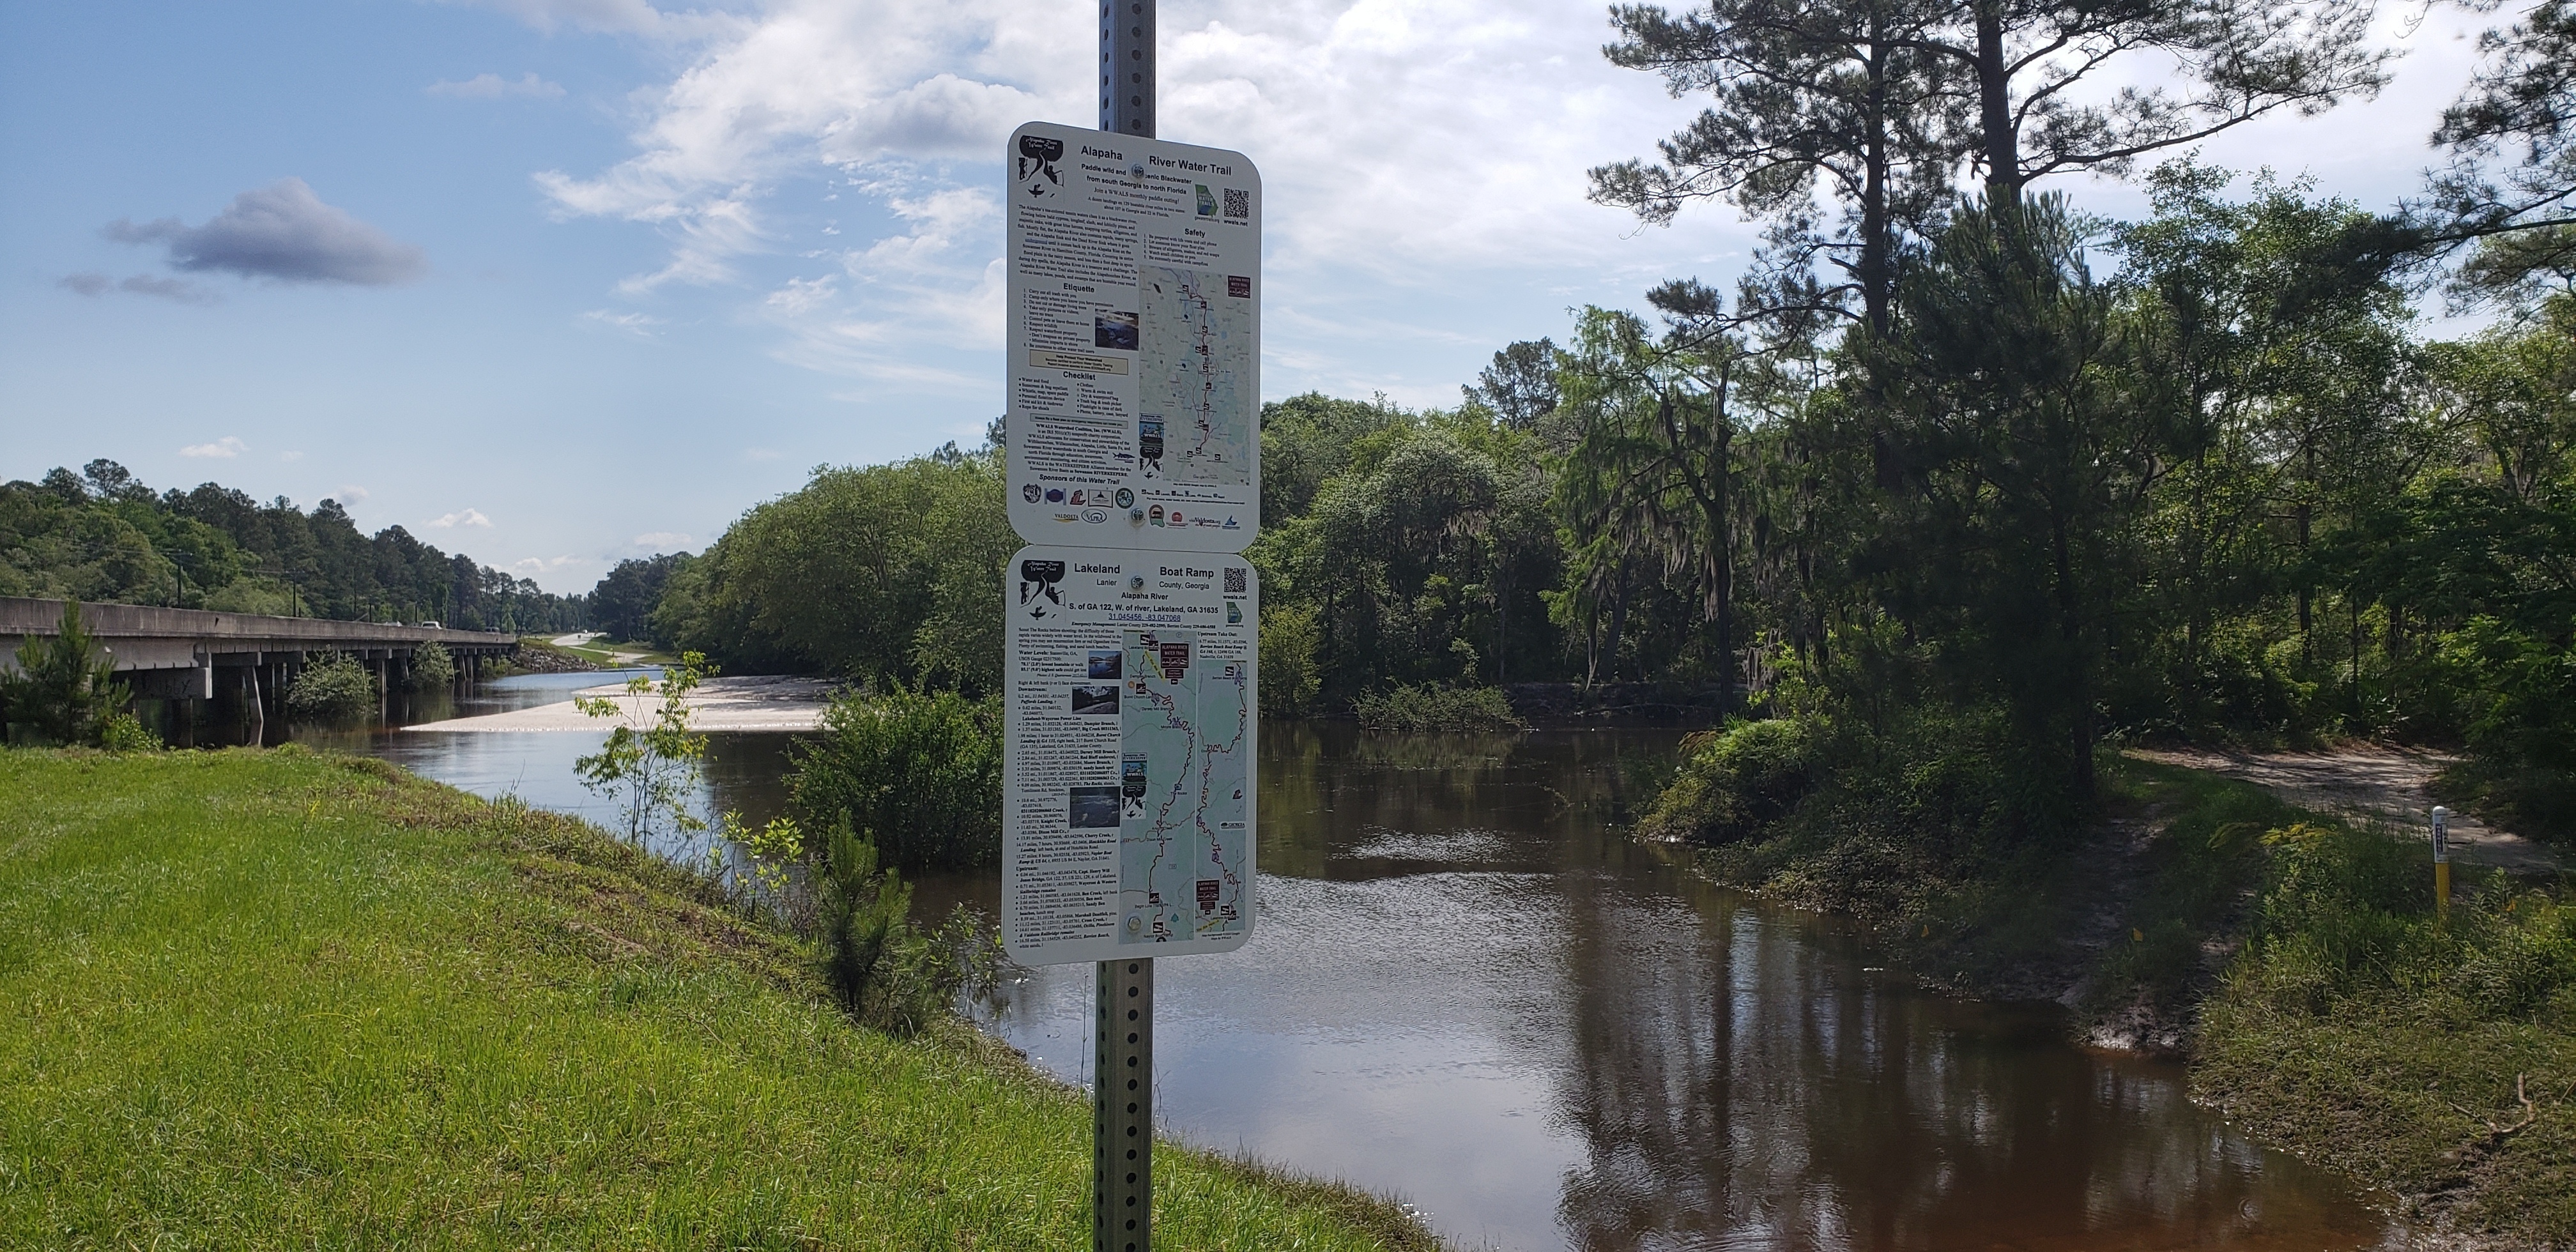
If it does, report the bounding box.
[295,676,2397,1252]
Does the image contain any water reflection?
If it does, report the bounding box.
[962,722,2391,1252]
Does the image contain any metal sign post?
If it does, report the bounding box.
[1103,0,1153,139]
[1102,8,1153,1250]
[1102,12,1154,1252]
[999,4,1264,1246]
[1095,957,1153,1251]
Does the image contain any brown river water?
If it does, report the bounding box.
[305,679,2398,1252]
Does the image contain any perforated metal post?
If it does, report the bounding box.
[1095,957,1153,1251]
[1096,8,1154,1248]
[1100,0,1153,137]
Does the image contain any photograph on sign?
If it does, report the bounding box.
[1004,121,1261,553]
[1002,545,1257,965]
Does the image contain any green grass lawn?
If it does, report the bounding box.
[0,748,1438,1250]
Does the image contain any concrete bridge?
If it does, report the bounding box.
[1,597,518,742]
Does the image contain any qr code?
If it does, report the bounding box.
[1223,187,1248,219]
[1224,567,1246,594]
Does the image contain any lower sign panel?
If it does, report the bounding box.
[1002,545,1257,965]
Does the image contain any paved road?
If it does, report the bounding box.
[2129,745,2564,874]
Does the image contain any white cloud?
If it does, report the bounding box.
[631,531,693,547]
[526,0,1736,396]
[334,485,371,503]
[536,1,1711,272]
[428,72,567,99]
[581,309,666,336]
[535,0,2492,402]
[510,554,585,576]
[762,273,838,316]
[180,436,247,458]
[429,508,494,528]
[279,450,305,461]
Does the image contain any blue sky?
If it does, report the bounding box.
[0,0,2504,592]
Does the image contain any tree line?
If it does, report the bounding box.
[0,460,583,633]
[576,0,2566,833]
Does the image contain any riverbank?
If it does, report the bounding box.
[0,747,1440,1249]
[1660,740,2576,1246]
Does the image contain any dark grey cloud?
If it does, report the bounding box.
[105,179,425,286]
[56,271,218,303]
[119,274,217,303]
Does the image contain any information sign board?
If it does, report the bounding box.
[1005,120,1261,551]
[1002,545,1257,965]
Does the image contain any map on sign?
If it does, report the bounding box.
[1139,266,1252,487]
[1119,629,1250,944]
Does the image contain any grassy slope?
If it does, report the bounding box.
[0,749,1437,1251]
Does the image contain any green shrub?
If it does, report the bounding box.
[0,599,126,747]
[2232,820,2576,1022]
[284,653,376,721]
[789,686,1001,872]
[1638,717,1813,843]
[807,817,997,1035]
[1351,683,1526,732]
[98,712,160,753]
[2438,755,2576,846]
[2252,822,2430,993]
[1657,701,2092,982]
[405,641,455,692]
[2456,897,2576,1019]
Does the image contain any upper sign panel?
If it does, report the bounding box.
[1006,121,1260,552]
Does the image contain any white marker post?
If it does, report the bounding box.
[999,9,1261,1249]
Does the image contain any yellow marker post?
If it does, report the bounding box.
[2432,805,2452,917]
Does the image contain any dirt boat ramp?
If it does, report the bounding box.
[2129,744,2563,874]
